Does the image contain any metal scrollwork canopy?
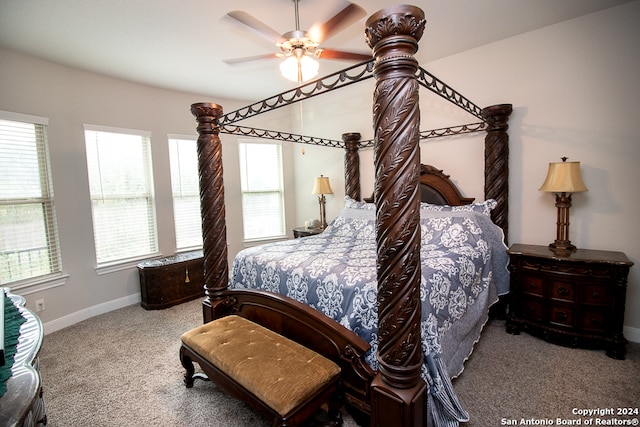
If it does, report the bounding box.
[218,57,487,149]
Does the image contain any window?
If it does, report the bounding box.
[84,125,157,266]
[168,136,202,250]
[239,142,285,241]
[0,111,62,285]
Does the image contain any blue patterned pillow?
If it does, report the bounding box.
[420,199,496,217]
[343,197,497,220]
[338,197,375,221]
[344,196,375,211]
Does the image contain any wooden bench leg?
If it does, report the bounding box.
[180,345,209,388]
[328,398,343,427]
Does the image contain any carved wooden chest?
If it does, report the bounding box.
[137,250,205,310]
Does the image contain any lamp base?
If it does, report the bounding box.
[548,192,577,257]
[318,194,327,230]
[548,240,577,257]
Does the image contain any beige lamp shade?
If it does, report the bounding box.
[539,159,588,193]
[312,175,333,195]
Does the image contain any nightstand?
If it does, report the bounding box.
[506,243,633,359]
[292,227,323,238]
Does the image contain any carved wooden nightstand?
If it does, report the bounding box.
[292,227,323,238]
[506,244,633,359]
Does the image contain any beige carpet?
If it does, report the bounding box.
[37,298,356,427]
[453,321,640,426]
[37,298,640,426]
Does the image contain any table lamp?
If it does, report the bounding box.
[539,157,588,256]
[312,175,333,229]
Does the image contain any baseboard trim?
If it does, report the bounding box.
[42,293,141,335]
[624,325,640,343]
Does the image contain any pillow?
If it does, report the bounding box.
[335,197,376,223]
[342,197,497,220]
[344,196,375,211]
[420,199,497,217]
[347,197,496,214]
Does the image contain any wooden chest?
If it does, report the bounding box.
[506,244,633,359]
[137,250,205,310]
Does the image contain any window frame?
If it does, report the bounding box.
[83,124,158,271]
[238,140,286,242]
[0,110,66,291]
[167,134,202,251]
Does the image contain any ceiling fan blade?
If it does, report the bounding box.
[308,2,366,44]
[223,53,280,65]
[317,49,371,61]
[227,11,286,44]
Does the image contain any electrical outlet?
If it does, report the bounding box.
[35,298,45,312]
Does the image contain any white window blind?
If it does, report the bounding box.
[84,126,158,266]
[239,141,285,240]
[0,111,62,285]
[168,136,202,250]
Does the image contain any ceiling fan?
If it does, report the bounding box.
[224,0,371,82]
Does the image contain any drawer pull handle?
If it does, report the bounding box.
[557,286,570,296]
[185,268,191,283]
[556,311,568,321]
[591,291,600,299]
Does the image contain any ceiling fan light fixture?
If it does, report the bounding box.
[226,1,367,76]
[280,55,319,82]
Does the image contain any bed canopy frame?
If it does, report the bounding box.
[190,5,512,426]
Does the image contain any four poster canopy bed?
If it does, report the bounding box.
[183,5,513,427]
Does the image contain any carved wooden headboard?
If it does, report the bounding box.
[364,163,474,206]
[418,164,474,205]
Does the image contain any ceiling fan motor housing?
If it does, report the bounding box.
[278,30,320,57]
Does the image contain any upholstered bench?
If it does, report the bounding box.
[180,315,343,427]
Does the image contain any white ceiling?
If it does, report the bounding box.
[0,0,632,101]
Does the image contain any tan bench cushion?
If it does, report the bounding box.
[181,315,341,417]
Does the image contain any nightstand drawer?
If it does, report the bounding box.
[550,280,575,302]
[521,298,544,322]
[582,284,608,306]
[521,275,543,297]
[582,310,607,332]
[549,305,574,328]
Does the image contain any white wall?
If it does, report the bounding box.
[293,1,640,340]
[0,46,294,331]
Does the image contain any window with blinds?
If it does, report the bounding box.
[0,111,62,285]
[84,126,158,266]
[239,141,286,241]
[168,136,202,250]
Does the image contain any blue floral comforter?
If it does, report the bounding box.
[230,198,509,427]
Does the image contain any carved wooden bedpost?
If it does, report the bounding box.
[365,6,427,427]
[343,132,361,201]
[482,103,513,244]
[191,103,229,323]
